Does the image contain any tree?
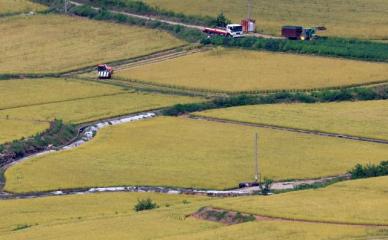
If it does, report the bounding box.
[214,12,231,28]
[258,178,273,195]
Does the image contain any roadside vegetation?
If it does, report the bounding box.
[0,14,184,74]
[117,48,388,92]
[5,117,388,193]
[349,161,388,179]
[143,0,388,40]
[196,100,388,140]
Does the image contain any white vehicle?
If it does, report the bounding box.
[226,24,244,38]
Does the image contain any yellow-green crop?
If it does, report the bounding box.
[0,14,184,74]
[5,117,388,192]
[212,176,388,225]
[117,48,388,92]
[196,100,388,140]
[0,0,46,14]
[144,0,388,40]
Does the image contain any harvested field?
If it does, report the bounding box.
[5,117,388,192]
[212,176,388,226]
[144,0,388,40]
[0,14,184,74]
[196,100,388,140]
[0,0,46,15]
[117,48,388,92]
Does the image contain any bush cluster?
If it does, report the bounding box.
[163,87,388,116]
[134,198,159,212]
[202,36,388,62]
[349,161,388,179]
[0,120,77,166]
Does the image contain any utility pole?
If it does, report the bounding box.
[64,0,69,13]
[247,0,252,19]
[254,132,260,183]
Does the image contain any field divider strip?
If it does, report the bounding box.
[188,115,388,144]
[192,207,388,228]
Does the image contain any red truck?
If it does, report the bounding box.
[281,26,320,40]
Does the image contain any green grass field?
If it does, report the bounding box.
[0,14,184,74]
[212,176,388,225]
[5,117,388,192]
[196,100,388,140]
[0,0,46,15]
[144,0,388,40]
[1,192,385,240]
[117,48,388,92]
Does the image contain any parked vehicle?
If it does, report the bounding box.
[281,25,325,40]
[203,24,244,38]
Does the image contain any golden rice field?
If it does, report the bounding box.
[0,119,48,144]
[212,176,388,225]
[0,78,123,110]
[1,192,386,240]
[0,14,184,74]
[117,48,388,92]
[0,0,46,15]
[196,100,388,140]
[144,0,388,40]
[5,117,388,192]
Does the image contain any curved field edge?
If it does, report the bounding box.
[4,117,388,193]
[0,14,185,74]
[0,0,46,15]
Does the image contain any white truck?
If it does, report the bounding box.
[203,24,244,38]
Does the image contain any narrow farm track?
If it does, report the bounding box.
[188,115,388,145]
[69,0,280,39]
[193,207,388,228]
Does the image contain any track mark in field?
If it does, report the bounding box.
[188,115,388,144]
[192,207,388,228]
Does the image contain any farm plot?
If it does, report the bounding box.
[0,0,46,15]
[0,14,184,74]
[143,0,388,40]
[0,78,123,110]
[212,176,388,226]
[5,117,388,193]
[196,100,388,140]
[0,119,48,144]
[117,48,388,92]
[1,192,384,240]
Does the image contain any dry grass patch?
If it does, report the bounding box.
[144,0,388,40]
[196,100,388,140]
[0,14,184,74]
[117,48,388,92]
[0,0,46,15]
[0,119,48,144]
[212,176,388,225]
[5,117,388,192]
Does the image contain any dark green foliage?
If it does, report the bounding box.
[12,224,32,231]
[258,178,273,195]
[202,36,388,62]
[234,212,256,222]
[134,198,159,212]
[162,87,388,116]
[349,161,388,179]
[214,12,231,28]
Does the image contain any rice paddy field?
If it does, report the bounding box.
[0,14,184,74]
[143,0,388,40]
[117,48,388,92]
[0,78,202,143]
[196,100,388,140]
[212,176,388,225]
[0,0,46,15]
[1,192,387,240]
[5,117,388,193]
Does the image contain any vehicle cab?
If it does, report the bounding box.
[226,24,244,38]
